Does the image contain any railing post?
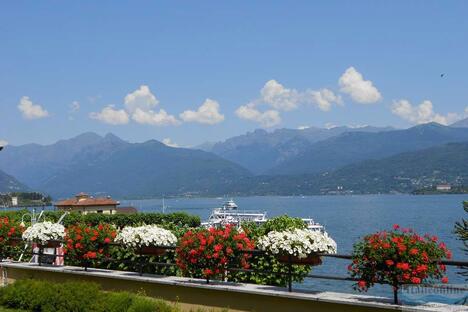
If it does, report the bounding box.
[139,247,143,276]
[38,245,42,266]
[288,254,292,292]
[393,280,399,305]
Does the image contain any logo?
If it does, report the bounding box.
[401,284,468,310]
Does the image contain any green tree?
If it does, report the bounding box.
[230,215,311,286]
[455,201,468,279]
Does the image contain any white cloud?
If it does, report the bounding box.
[235,104,281,127]
[305,88,343,111]
[179,99,224,125]
[297,125,310,130]
[89,105,129,125]
[132,108,180,126]
[68,101,80,120]
[17,96,49,119]
[260,80,300,111]
[391,99,460,125]
[236,80,342,127]
[339,67,382,104]
[162,138,179,148]
[0,140,8,147]
[124,85,159,113]
[70,101,80,113]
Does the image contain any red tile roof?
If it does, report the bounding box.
[55,194,118,207]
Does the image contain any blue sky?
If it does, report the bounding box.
[1,1,468,147]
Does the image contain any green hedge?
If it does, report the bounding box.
[0,280,176,312]
[0,210,200,228]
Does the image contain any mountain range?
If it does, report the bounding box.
[451,117,468,128]
[218,141,468,196]
[0,133,250,198]
[267,123,468,175]
[208,126,394,174]
[1,121,468,198]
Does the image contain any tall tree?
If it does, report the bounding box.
[455,201,468,279]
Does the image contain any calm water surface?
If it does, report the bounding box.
[121,194,467,304]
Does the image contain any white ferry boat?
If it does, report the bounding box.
[202,199,325,232]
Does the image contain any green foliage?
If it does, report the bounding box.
[261,215,306,233]
[0,216,25,261]
[455,201,468,279]
[0,210,200,229]
[0,280,179,312]
[127,296,174,312]
[0,280,102,312]
[231,215,311,286]
[350,226,450,293]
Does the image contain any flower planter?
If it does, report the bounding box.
[7,239,21,247]
[138,246,167,256]
[42,240,61,248]
[39,253,56,265]
[277,254,322,266]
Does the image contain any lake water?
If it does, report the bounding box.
[121,194,468,304]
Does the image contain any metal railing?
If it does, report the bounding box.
[2,239,467,304]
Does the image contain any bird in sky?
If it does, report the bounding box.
[440,73,445,78]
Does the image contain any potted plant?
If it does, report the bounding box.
[22,221,65,248]
[63,223,116,265]
[0,217,25,260]
[115,224,177,256]
[176,225,254,281]
[257,228,337,265]
[349,225,451,304]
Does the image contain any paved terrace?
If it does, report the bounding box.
[1,261,466,312]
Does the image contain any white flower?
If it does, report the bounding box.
[22,222,65,245]
[115,225,177,248]
[257,229,337,258]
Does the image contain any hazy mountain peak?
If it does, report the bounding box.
[103,133,126,143]
[451,117,468,128]
[68,131,103,142]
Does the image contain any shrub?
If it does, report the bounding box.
[455,201,468,279]
[0,217,24,260]
[176,225,254,279]
[64,223,117,266]
[231,216,312,286]
[0,280,178,312]
[0,210,200,229]
[0,279,102,312]
[349,225,451,303]
[101,292,134,312]
[128,297,175,312]
[261,215,306,233]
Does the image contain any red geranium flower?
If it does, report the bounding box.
[350,226,451,297]
[176,225,253,279]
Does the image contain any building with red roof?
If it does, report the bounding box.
[54,192,120,214]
